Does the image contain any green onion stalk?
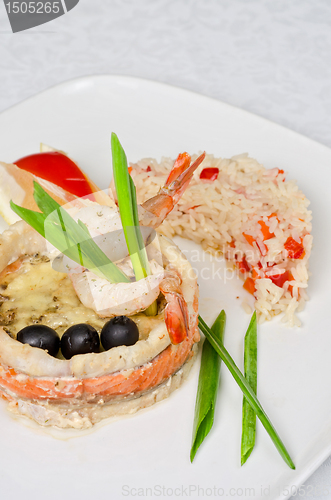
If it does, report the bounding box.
[198,315,295,470]
[241,311,257,465]
[111,133,157,316]
[191,310,226,461]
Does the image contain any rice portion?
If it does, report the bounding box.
[132,153,312,326]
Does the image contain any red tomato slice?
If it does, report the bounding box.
[15,152,94,198]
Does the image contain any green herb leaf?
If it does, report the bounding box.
[129,175,150,274]
[10,183,130,284]
[198,315,295,470]
[190,310,225,462]
[77,219,91,235]
[241,311,257,465]
[129,175,157,315]
[10,201,46,237]
[111,133,149,281]
[33,180,61,215]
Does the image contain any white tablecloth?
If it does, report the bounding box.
[0,1,330,498]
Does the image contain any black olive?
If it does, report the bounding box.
[101,316,139,351]
[17,324,60,357]
[61,324,100,359]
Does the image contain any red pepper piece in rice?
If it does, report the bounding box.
[258,220,275,241]
[199,167,219,181]
[238,256,251,273]
[284,237,305,259]
[269,270,291,288]
[243,277,256,295]
[243,233,255,246]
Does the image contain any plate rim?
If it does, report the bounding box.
[1,73,331,159]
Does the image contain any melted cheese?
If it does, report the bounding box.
[0,254,163,343]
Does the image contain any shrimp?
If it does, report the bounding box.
[139,152,206,227]
[65,152,205,343]
[159,269,190,345]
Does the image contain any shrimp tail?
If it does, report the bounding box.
[141,151,206,226]
[164,152,191,187]
[165,151,206,204]
[160,270,190,345]
[164,293,190,345]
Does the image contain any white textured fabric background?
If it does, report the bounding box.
[0,1,331,498]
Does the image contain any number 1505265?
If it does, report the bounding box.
[5,1,61,14]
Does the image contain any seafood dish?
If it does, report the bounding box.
[0,149,204,429]
[0,144,312,430]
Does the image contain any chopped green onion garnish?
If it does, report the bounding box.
[198,315,295,470]
[191,310,225,462]
[111,133,149,281]
[111,133,157,316]
[10,182,130,284]
[241,311,257,465]
[129,175,151,275]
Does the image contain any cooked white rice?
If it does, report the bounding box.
[131,153,312,327]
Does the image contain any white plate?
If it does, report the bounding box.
[0,76,330,500]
